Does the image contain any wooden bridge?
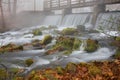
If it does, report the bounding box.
[44,0,120,10]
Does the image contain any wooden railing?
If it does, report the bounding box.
[44,0,120,10]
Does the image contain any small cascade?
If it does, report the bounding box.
[95,12,120,31]
[43,15,62,25]
[61,14,91,26]
[80,40,86,51]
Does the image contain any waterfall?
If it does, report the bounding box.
[61,14,91,26]
[80,40,86,51]
[95,12,120,31]
[42,13,92,27]
[43,15,62,25]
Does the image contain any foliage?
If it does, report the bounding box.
[32,29,42,36]
[15,59,120,80]
[41,35,52,45]
[85,39,99,52]
[25,59,34,67]
[61,28,77,35]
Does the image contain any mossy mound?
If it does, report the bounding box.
[85,39,99,52]
[25,59,34,67]
[0,43,23,53]
[46,36,81,55]
[88,64,101,75]
[41,35,52,45]
[61,28,77,35]
[32,29,42,36]
[114,49,120,59]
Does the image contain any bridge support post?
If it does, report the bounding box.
[62,8,72,15]
[92,4,105,26]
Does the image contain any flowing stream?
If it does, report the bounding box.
[0,12,120,75]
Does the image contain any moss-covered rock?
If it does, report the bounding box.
[61,28,77,35]
[73,38,81,50]
[0,43,23,53]
[41,35,52,45]
[114,49,120,59]
[63,50,72,55]
[25,59,34,67]
[65,62,77,73]
[32,29,42,36]
[88,65,101,75]
[56,66,64,74]
[85,39,99,52]
[45,36,81,55]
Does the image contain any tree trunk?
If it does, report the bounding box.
[0,0,6,29]
[13,0,17,15]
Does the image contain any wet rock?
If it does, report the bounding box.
[41,35,52,45]
[85,39,99,52]
[25,59,34,67]
[61,28,78,35]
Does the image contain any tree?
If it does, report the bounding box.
[0,0,6,29]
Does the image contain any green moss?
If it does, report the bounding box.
[85,39,99,52]
[32,29,42,36]
[61,28,77,35]
[0,69,7,79]
[65,62,77,73]
[41,35,52,45]
[114,49,120,59]
[115,37,120,41]
[88,65,101,75]
[63,50,72,55]
[73,39,81,50]
[25,59,34,67]
[56,66,64,74]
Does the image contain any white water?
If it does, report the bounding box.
[61,14,91,26]
[0,12,119,74]
[43,15,62,26]
[95,12,120,31]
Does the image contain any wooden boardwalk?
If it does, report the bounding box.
[44,0,120,10]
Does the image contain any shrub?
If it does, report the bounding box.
[25,59,34,67]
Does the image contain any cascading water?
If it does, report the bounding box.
[43,15,62,26]
[61,14,91,26]
[95,12,120,31]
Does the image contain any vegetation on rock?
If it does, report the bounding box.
[46,36,81,55]
[14,59,120,80]
[85,39,99,52]
[61,28,77,35]
[0,43,23,53]
[41,35,53,45]
[32,29,42,36]
[25,58,34,67]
